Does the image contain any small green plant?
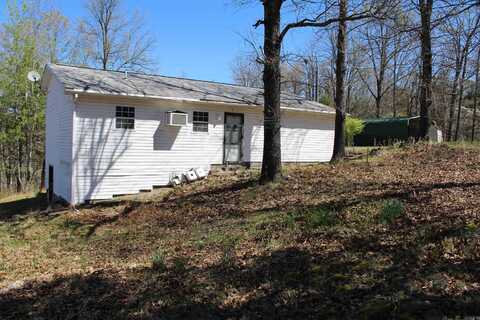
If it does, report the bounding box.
[172,256,188,273]
[305,208,336,229]
[282,212,297,229]
[379,199,405,224]
[220,240,237,268]
[62,219,84,230]
[464,221,478,235]
[345,117,365,146]
[151,249,167,271]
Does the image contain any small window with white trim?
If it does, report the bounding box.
[116,106,135,129]
[193,111,209,132]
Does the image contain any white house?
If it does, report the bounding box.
[42,64,335,204]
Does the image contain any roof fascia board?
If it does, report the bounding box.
[66,89,333,115]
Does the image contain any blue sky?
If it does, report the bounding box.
[0,0,316,83]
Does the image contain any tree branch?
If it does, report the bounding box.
[253,19,264,28]
[279,12,375,42]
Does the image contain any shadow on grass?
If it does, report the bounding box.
[82,201,144,238]
[1,246,479,319]
[0,193,48,222]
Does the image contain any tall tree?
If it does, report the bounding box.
[441,10,480,140]
[258,0,283,183]
[331,0,347,162]
[471,46,480,141]
[38,9,70,63]
[254,0,384,183]
[231,53,263,88]
[74,0,155,71]
[418,0,433,139]
[0,0,51,192]
[358,20,392,118]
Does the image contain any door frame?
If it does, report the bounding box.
[223,112,244,164]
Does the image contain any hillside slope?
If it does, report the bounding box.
[1,143,480,319]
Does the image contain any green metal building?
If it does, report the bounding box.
[353,116,422,146]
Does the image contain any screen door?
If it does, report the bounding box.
[224,113,244,164]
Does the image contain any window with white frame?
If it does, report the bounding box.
[116,106,135,129]
[193,111,208,132]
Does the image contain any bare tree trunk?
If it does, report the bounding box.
[375,95,382,118]
[16,142,23,193]
[408,75,418,117]
[447,55,462,141]
[346,84,352,114]
[419,0,433,139]
[441,81,449,135]
[5,152,12,190]
[304,60,311,100]
[472,47,480,141]
[454,53,469,141]
[376,35,387,118]
[331,0,347,162]
[392,34,399,117]
[25,132,32,186]
[260,0,283,184]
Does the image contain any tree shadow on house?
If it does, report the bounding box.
[73,115,130,203]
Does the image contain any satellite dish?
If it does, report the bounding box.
[27,71,41,82]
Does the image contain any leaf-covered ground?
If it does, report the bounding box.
[1,143,480,319]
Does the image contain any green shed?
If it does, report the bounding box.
[354,116,421,146]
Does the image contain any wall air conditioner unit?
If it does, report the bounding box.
[165,111,188,126]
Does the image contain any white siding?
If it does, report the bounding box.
[45,77,74,202]
[72,102,225,203]
[243,111,335,163]
[281,112,335,162]
[66,98,334,204]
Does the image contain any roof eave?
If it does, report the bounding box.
[65,89,335,114]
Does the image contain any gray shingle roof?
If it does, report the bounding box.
[44,64,335,114]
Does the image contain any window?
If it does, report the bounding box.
[193,111,208,132]
[116,106,135,129]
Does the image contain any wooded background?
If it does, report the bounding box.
[232,0,480,141]
[0,0,479,192]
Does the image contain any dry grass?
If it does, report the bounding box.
[1,142,480,319]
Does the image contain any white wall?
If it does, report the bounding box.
[244,111,335,163]
[45,77,74,202]
[68,97,334,204]
[72,102,225,203]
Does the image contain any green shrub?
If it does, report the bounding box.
[318,94,332,106]
[379,199,405,224]
[345,117,365,146]
[151,250,167,271]
[305,208,337,229]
